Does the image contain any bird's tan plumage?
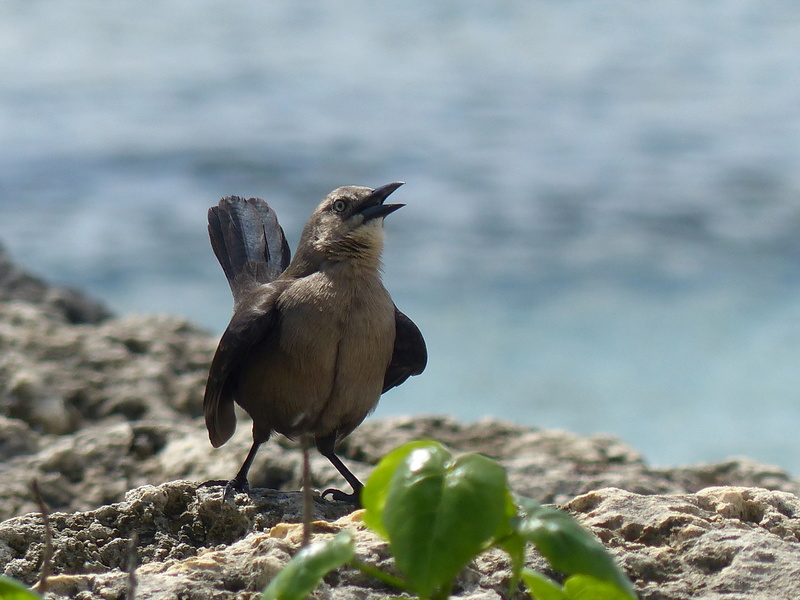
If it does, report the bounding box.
[203,183,426,502]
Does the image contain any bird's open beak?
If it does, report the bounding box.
[359,182,405,222]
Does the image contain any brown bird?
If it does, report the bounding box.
[204,182,427,502]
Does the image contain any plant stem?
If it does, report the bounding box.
[350,559,413,593]
[126,532,139,600]
[31,480,53,595]
[301,434,313,547]
[430,582,454,600]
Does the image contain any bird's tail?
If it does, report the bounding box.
[208,196,291,308]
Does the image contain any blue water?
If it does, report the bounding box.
[2,1,800,474]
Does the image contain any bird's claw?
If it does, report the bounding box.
[321,487,361,506]
[223,477,250,502]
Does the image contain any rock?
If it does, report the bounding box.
[0,302,214,437]
[342,417,800,503]
[2,480,800,600]
[0,242,111,325]
[2,244,800,599]
[0,481,353,590]
[569,486,800,600]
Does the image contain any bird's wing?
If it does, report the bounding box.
[208,197,291,309]
[383,307,427,393]
[203,281,289,447]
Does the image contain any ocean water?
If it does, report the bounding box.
[2,1,800,473]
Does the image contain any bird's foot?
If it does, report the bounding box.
[223,477,250,502]
[198,479,231,489]
[321,487,362,507]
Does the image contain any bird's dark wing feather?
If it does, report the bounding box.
[383,307,427,393]
[203,281,289,447]
[208,197,291,309]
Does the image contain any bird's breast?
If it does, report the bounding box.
[240,270,394,438]
[278,270,394,354]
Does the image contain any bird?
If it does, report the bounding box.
[203,182,427,503]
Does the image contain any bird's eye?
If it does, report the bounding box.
[332,199,348,213]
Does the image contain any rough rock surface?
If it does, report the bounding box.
[1,243,800,600]
[570,486,800,600]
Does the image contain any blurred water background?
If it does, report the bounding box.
[2,1,800,473]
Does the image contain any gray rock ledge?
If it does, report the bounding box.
[1,243,799,599]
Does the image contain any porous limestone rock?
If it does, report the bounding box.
[2,481,800,600]
[2,243,800,599]
[569,486,800,600]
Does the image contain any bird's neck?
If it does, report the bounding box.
[287,227,385,277]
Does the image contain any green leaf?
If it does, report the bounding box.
[563,574,637,600]
[0,576,43,600]
[261,532,355,600]
[362,439,435,539]
[515,502,636,598]
[497,531,526,593]
[521,570,567,600]
[363,441,511,599]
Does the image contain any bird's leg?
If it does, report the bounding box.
[300,434,313,547]
[315,433,364,505]
[224,439,262,500]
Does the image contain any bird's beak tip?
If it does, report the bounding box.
[371,182,405,201]
[357,182,407,221]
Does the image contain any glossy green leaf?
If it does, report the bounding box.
[563,574,637,600]
[364,441,511,599]
[261,532,355,600]
[0,576,42,600]
[497,530,526,593]
[361,439,436,539]
[521,569,567,600]
[515,502,636,598]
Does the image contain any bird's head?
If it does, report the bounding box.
[297,182,405,267]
